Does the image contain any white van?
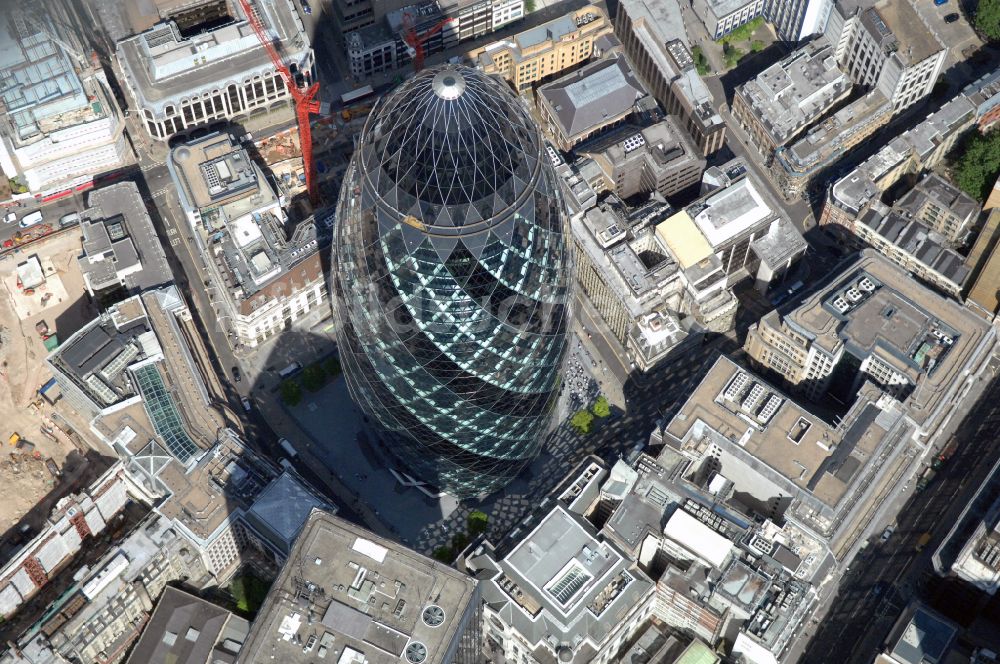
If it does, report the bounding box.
[19,211,43,228]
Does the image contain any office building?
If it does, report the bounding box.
[820,95,977,230]
[671,159,806,286]
[744,251,995,443]
[693,0,766,40]
[78,182,173,298]
[168,132,330,349]
[771,90,893,199]
[537,55,649,151]
[466,503,655,664]
[572,196,732,373]
[895,173,980,246]
[824,0,945,113]
[0,14,129,198]
[852,202,970,297]
[477,5,613,91]
[124,586,248,664]
[115,0,314,141]
[732,39,851,161]
[615,0,727,154]
[563,446,827,663]
[576,116,706,200]
[346,0,523,78]
[333,66,572,498]
[241,510,481,664]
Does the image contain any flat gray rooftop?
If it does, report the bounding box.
[241,511,477,664]
[539,55,647,139]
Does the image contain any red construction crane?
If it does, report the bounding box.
[238,0,321,205]
[402,13,453,73]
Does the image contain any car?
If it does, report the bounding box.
[231,366,242,383]
[4,212,15,224]
[301,0,312,13]
[880,525,895,543]
[59,212,80,228]
[944,12,959,21]
[933,0,947,5]
[241,396,252,412]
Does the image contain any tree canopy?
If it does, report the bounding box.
[976,0,1000,41]
[952,129,1000,202]
[592,395,611,418]
[280,379,302,406]
[570,409,594,435]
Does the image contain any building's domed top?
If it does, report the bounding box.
[360,65,545,237]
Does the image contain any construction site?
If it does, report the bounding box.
[0,230,103,550]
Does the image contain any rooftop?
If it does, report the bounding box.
[736,39,851,146]
[665,356,854,507]
[580,116,705,177]
[471,505,654,664]
[887,606,957,664]
[114,0,309,114]
[125,586,246,664]
[687,177,779,248]
[241,511,477,664]
[780,90,892,175]
[858,206,970,287]
[539,55,648,140]
[79,182,173,294]
[169,132,330,304]
[870,0,943,65]
[47,296,160,413]
[896,172,980,230]
[784,251,992,427]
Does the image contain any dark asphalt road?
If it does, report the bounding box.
[800,374,1000,663]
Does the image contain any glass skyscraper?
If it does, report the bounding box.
[333,65,572,498]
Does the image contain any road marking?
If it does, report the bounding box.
[170,238,180,246]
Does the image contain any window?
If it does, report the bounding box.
[546,564,591,605]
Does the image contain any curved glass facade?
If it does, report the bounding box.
[333,66,573,497]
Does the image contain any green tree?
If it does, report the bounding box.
[8,179,27,194]
[432,546,454,563]
[324,356,342,378]
[976,0,1000,41]
[451,532,470,552]
[953,129,1000,202]
[751,39,765,52]
[591,395,611,418]
[280,379,302,406]
[691,46,711,75]
[570,409,594,435]
[301,363,327,392]
[524,0,536,11]
[467,510,489,535]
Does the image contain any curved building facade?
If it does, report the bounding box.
[333,66,573,498]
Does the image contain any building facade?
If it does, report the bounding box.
[115,0,314,141]
[477,5,613,91]
[333,66,573,497]
[693,0,766,40]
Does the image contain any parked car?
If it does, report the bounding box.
[880,524,896,543]
[58,212,80,228]
[4,212,16,224]
[19,210,43,228]
[241,396,252,412]
[301,0,312,13]
[944,12,959,21]
[933,0,948,5]
[231,366,242,383]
